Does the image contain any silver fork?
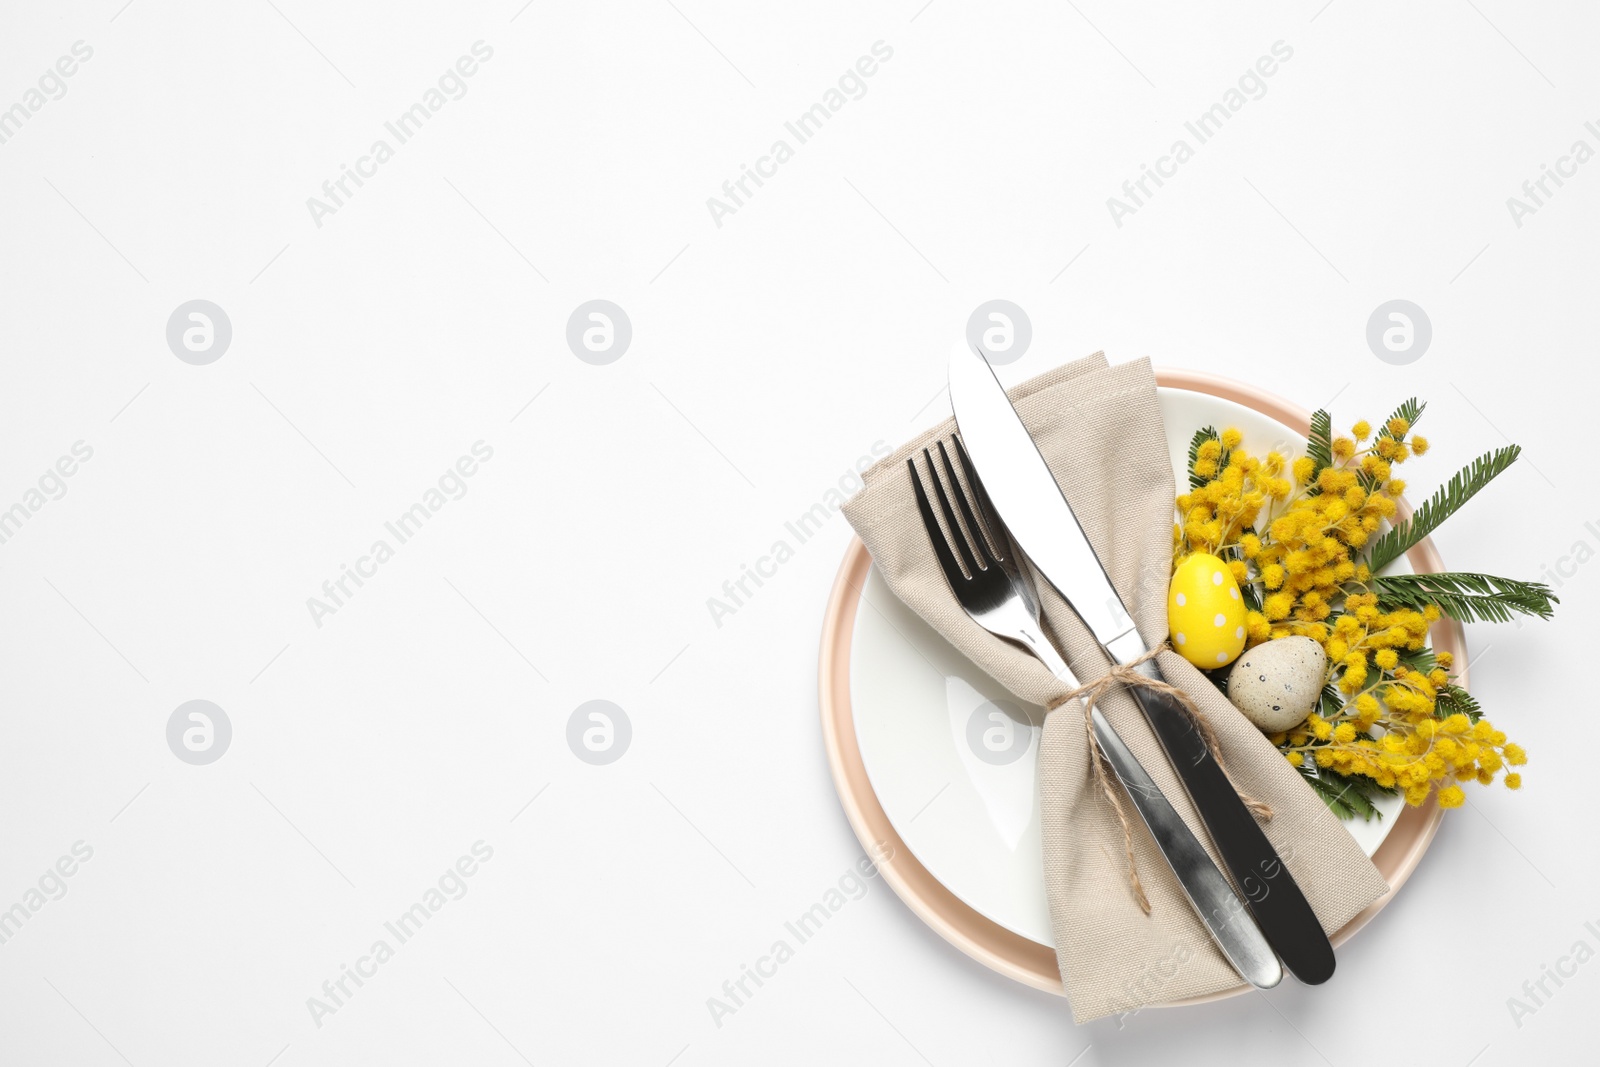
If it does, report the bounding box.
[909,437,1281,990]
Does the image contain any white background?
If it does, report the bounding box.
[0,1,1594,1064]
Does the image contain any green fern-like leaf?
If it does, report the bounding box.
[1368,571,1557,624]
[1297,764,1393,821]
[1304,773,1358,820]
[1366,446,1521,571]
[1436,684,1483,723]
[1187,426,1220,490]
[1379,398,1425,440]
[1238,576,1263,614]
[1396,647,1438,674]
[1305,409,1333,491]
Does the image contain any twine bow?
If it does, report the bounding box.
[1045,644,1273,915]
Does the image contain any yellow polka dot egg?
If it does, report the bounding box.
[1168,552,1247,669]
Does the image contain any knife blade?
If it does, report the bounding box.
[948,343,1337,986]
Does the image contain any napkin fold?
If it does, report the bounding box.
[842,354,1388,1023]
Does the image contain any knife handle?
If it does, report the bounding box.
[1125,676,1337,986]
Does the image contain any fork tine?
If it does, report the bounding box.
[952,435,1006,564]
[937,439,995,569]
[908,455,969,589]
[924,447,982,577]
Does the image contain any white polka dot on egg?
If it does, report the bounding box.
[1176,632,1187,645]
[1215,652,1228,663]
[1236,626,1245,639]
[1211,572,1223,586]
[1229,587,1239,600]
[1176,593,1186,607]
[1213,614,1226,627]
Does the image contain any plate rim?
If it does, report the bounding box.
[817,366,1455,1002]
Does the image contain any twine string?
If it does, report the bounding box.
[1045,644,1272,915]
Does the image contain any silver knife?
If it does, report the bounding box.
[948,344,1336,985]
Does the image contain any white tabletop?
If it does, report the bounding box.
[0,2,1591,1064]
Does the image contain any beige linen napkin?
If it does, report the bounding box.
[842,354,1388,1023]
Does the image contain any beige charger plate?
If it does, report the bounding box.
[817,367,1455,1002]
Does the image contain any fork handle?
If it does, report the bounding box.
[1022,625,1076,683]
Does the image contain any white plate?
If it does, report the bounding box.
[849,386,1406,947]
